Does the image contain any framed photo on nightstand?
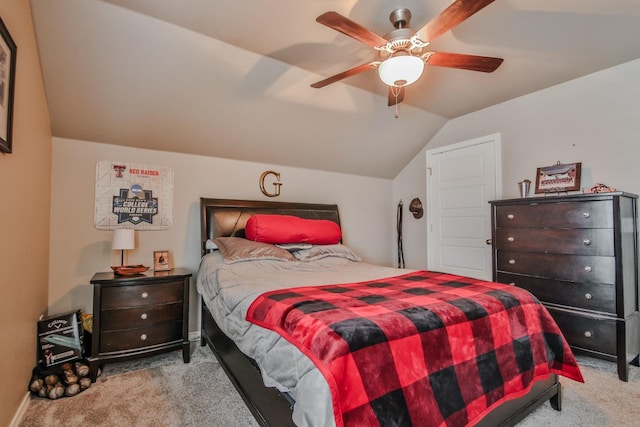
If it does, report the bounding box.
[153,250,170,271]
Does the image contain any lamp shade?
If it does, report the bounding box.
[378,55,425,87]
[112,229,135,250]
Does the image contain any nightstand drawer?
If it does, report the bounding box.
[100,321,183,353]
[101,302,183,331]
[101,281,183,309]
[496,251,615,284]
[546,307,616,356]
[494,228,614,256]
[496,272,615,314]
[495,200,612,229]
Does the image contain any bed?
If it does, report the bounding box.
[197,198,582,427]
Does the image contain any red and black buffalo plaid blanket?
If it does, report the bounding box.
[246,270,584,427]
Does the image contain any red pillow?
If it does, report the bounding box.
[245,215,341,245]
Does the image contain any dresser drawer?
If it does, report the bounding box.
[496,272,615,314]
[99,321,183,353]
[494,228,614,256]
[497,251,615,284]
[101,281,183,309]
[495,200,613,229]
[101,302,183,331]
[546,307,616,356]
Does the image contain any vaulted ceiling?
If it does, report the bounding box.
[30,0,640,178]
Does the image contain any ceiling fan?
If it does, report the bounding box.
[310,0,503,108]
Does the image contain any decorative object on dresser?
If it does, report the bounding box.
[534,161,582,194]
[490,192,639,381]
[518,179,531,198]
[88,268,191,380]
[153,250,170,271]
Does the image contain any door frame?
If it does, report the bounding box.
[425,133,503,273]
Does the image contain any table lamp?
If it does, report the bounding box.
[112,229,135,266]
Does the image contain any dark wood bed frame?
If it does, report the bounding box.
[198,197,562,426]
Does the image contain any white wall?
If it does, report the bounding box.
[393,58,640,269]
[49,138,393,333]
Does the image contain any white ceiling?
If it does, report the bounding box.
[30,0,640,178]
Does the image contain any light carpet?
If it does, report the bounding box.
[18,341,640,426]
[19,342,259,427]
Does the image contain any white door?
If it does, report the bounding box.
[426,134,501,280]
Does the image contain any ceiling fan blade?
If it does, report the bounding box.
[316,11,388,48]
[311,61,380,88]
[415,0,495,44]
[388,87,405,106]
[427,52,503,72]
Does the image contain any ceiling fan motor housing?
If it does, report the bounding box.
[380,9,426,59]
[389,8,412,29]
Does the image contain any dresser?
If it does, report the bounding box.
[490,192,640,381]
[88,268,191,379]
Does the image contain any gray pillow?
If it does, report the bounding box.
[212,237,296,263]
[292,244,361,262]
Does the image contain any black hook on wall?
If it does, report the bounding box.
[408,197,423,219]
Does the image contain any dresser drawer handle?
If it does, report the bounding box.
[508,259,516,265]
[140,313,148,320]
[507,236,515,242]
[140,334,148,341]
[141,292,149,299]
[585,293,593,300]
[584,266,592,272]
[583,239,591,246]
[507,214,514,220]
[583,212,590,218]
[584,331,592,338]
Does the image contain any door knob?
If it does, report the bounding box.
[485,239,492,245]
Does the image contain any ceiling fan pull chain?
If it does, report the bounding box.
[393,86,400,118]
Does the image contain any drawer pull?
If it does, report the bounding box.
[584,265,592,272]
[583,239,591,246]
[140,313,148,320]
[140,334,148,341]
[141,292,149,299]
[583,212,590,218]
[507,236,515,242]
[584,331,592,338]
[585,293,593,300]
[507,214,514,220]
[508,259,516,265]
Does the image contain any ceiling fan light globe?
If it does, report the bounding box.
[378,55,424,87]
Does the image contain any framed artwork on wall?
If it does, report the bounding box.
[0,16,16,154]
[535,161,582,194]
[153,250,170,271]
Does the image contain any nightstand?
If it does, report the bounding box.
[88,268,191,380]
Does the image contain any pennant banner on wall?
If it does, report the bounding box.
[94,160,173,230]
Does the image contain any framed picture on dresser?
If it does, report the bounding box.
[0,16,17,154]
[535,161,581,194]
[153,250,170,271]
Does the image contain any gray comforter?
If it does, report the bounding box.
[196,250,406,427]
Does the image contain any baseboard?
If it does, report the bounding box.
[9,391,30,427]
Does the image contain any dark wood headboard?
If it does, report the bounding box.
[199,198,341,256]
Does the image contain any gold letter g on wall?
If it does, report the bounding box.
[259,170,282,197]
